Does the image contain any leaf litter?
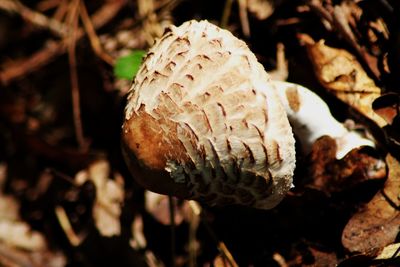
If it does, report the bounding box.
[0,0,400,266]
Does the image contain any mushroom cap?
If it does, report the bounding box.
[122,20,295,209]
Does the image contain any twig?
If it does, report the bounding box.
[52,0,69,22]
[55,206,82,246]
[36,0,63,12]
[79,1,114,65]
[221,0,234,29]
[188,201,200,267]
[331,5,360,55]
[168,196,176,267]
[119,0,182,31]
[306,0,381,79]
[0,0,67,37]
[238,0,250,37]
[331,5,380,79]
[307,0,333,30]
[48,168,79,187]
[188,201,239,267]
[269,43,288,81]
[138,0,164,45]
[0,0,126,85]
[67,0,86,150]
[0,243,36,267]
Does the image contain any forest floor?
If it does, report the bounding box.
[0,0,400,266]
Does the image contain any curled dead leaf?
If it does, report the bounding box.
[247,0,274,20]
[0,191,47,251]
[76,160,125,237]
[145,191,191,226]
[306,136,386,194]
[301,35,386,127]
[373,93,400,125]
[342,153,400,254]
[0,220,46,251]
[375,242,400,260]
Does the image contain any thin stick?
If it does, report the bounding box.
[52,0,69,22]
[36,0,63,12]
[79,1,114,65]
[0,0,67,37]
[168,195,176,267]
[188,201,239,267]
[238,0,250,37]
[47,168,79,187]
[55,205,82,246]
[188,201,200,267]
[221,0,233,29]
[0,0,126,85]
[67,0,86,150]
[306,0,380,79]
[0,243,34,267]
[269,43,288,81]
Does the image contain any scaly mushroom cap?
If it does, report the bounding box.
[122,20,295,209]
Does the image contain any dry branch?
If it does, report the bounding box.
[0,0,67,37]
[0,0,126,85]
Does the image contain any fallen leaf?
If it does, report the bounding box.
[0,188,46,251]
[306,136,386,195]
[301,35,386,127]
[0,166,65,264]
[0,163,6,189]
[77,160,125,237]
[247,0,274,20]
[0,194,19,221]
[130,214,147,249]
[145,190,190,226]
[0,243,66,267]
[339,242,400,267]
[373,93,400,125]
[342,153,400,254]
[0,220,46,251]
[286,242,338,267]
[305,246,338,267]
[375,242,400,260]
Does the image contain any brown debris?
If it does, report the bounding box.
[301,35,387,127]
[342,153,400,254]
[306,136,386,195]
[0,0,127,85]
[1,0,400,266]
[373,93,400,125]
[305,0,383,80]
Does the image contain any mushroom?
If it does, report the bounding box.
[122,20,374,209]
[122,20,295,209]
[270,81,375,159]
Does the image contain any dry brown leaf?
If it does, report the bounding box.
[342,153,400,254]
[0,194,19,222]
[0,220,46,251]
[373,93,400,152]
[0,243,66,267]
[375,242,400,260]
[306,136,386,194]
[247,0,274,20]
[145,191,191,226]
[302,35,387,127]
[76,160,125,237]
[373,93,400,125]
[304,246,338,267]
[0,163,6,189]
[0,189,47,251]
[0,194,45,251]
[130,215,147,249]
